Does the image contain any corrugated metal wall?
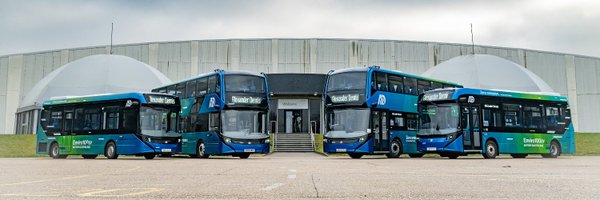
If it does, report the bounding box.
[2,38,600,133]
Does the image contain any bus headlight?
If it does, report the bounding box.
[264,138,270,144]
[359,136,366,142]
[224,138,232,143]
[323,138,328,143]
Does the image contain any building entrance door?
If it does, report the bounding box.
[284,110,303,133]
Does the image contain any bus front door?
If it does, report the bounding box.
[372,110,389,153]
[463,106,482,150]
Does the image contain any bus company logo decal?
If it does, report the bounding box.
[523,138,545,147]
[209,97,216,108]
[72,140,93,149]
[467,96,475,103]
[231,96,262,104]
[377,94,386,105]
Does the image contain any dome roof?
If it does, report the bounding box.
[422,54,555,93]
[20,55,171,109]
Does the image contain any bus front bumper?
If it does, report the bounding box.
[323,138,370,153]
[417,136,464,153]
[221,143,270,154]
[147,142,181,154]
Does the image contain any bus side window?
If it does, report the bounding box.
[166,85,177,96]
[503,104,522,128]
[376,72,388,92]
[417,80,432,94]
[208,76,216,94]
[122,108,138,133]
[176,84,186,99]
[48,108,63,133]
[103,106,120,130]
[63,108,74,134]
[197,78,208,96]
[215,75,221,94]
[545,106,560,131]
[406,114,417,130]
[186,80,197,98]
[209,112,220,131]
[404,77,417,95]
[195,113,209,132]
[523,105,543,129]
[83,107,102,132]
[73,108,84,132]
[388,75,404,93]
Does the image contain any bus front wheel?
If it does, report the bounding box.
[348,153,363,159]
[239,153,250,159]
[197,141,209,158]
[104,141,119,159]
[49,143,67,159]
[483,140,498,159]
[386,140,402,158]
[542,141,561,158]
[144,154,156,159]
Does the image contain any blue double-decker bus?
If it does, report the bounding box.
[323,66,462,158]
[417,88,575,159]
[152,70,270,159]
[36,92,181,159]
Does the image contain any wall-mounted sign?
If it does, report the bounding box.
[278,99,308,109]
[231,96,262,104]
[147,95,176,105]
[331,94,360,103]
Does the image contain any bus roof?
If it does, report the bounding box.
[43,92,175,106]
[329,66,463,87]
[155,69,265,89]
[425,88,568,102]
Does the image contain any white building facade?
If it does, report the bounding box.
[1,38,599,133]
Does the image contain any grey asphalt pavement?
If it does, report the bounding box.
[1,153,599,199]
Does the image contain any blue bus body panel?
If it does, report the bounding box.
[324,139,371,153]
[182,132,269,155]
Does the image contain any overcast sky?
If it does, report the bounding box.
[1,0,600,57]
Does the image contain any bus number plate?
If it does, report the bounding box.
[336,148,347,152]
[426,147,437,151]
[161,149,172,153]
[244,149,256,153]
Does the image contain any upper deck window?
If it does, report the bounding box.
[327,72,366,92]
[225,75,265,93]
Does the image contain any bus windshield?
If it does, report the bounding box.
[221,110,268,139]
[325,108,370,138]
[140,106,180,138]
[327,72,366,92]
[418,103,460,136]
[225,75,266,93]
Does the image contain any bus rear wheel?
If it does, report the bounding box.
[511,154,528,158]
[386,140,402,158]
[197,141,209,158]
[239,153,250,159]
[49,143,67,159]
[483,140,498,159]
[448,154,459,159]
[144,154,156,159]
[348,153,363,159]
[409,153,424,158]
[104,141,119,159]
[82,155,98,159]
[542,141,561,158]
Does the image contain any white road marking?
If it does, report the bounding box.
[260,183,285,191]
[78,188,164,197]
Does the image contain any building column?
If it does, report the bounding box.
[148,43,159,69]
[6,55,23,134]
[309,39,317,73]
[191,41,199,76]
[565,55,579,131]
[349,40,358,67]
[271,39,279,73]
[428,43,437,68]
[229,40,240,70]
